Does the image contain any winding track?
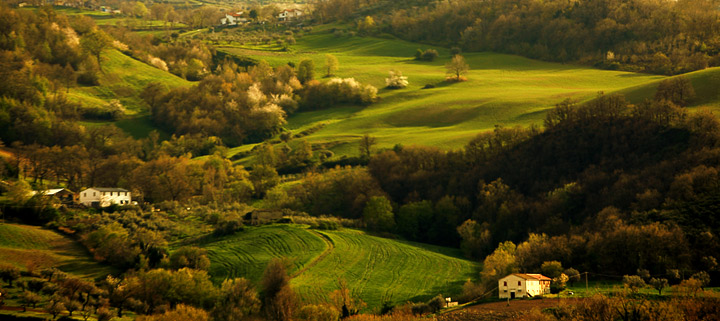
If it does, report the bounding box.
[290,230,335,279]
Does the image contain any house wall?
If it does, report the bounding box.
[499,275,527,299]
[80,189,131,207]
[499,276,547,298]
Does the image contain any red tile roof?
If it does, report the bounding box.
[508,273,552,281]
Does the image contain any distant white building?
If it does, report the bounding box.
[221,12,247,26]
[79,187,131,207]
[278,9,302,22]
[499,273,551,299]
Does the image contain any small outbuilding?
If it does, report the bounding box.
[499,273,551,299]
[32,188,76,205]
[243,210,283,225]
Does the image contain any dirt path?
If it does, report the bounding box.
[290,230,335,279]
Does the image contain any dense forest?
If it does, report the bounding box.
[317,0,720,75]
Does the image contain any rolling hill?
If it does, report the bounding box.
[200,224,479,309]
[617,66,720,110]
[202,224,328,284]
[70,48,191,138]
[220,26,673,159]
[0,224,116,280]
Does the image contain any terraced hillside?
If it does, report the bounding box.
[292,229,478,308]
[202,225,328,284]
[221,27,667,158]
[0,224,115,280]
[201,224,479,309]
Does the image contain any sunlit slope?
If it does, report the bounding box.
[291,229,478,309]
[201,224,478,309]
[68,49,190,138]
[616,66,720,111]
[0,224,115,280]
[202,225,328,284]
[221,30,664,156]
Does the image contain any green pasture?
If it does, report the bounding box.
[202,224,328,284]
[618,66,720,111]
[291,229,478,309]
[0,224,115,280]
[67,49,190,138]
[201,224,479,310]
[219,28,671,159]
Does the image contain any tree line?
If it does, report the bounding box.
[314,0,720,75]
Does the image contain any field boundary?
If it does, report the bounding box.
[291,230,335,279]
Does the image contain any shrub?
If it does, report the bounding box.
[169,246,211,271]
[459,280,485,303]
[421,49,439,61]
[312,220,340,230]
[450,47,462,56]
[300,78,377,110]
[622,275,647,293]
[426,295,445,313]
[410,303,431,315]
[385,70,409,89]
[213,218,244,236]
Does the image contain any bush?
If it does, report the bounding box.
[300,78,377,110]
[410,303,431,315]
[213,218,244,236]
[459,280,485,303]
[450,47,462,56]
[385,70,409,89]
[311,220,339,230]
[622,275,647,293]
[420,49,439,61]
[427,295,445,312]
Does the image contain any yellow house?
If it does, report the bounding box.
[499,273,551,299]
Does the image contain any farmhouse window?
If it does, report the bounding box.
[93,192,96,196]
[518,281,521,286]
[84,193,86,197]
[503,281,507,286]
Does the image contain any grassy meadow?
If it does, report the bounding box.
[47,9,720,158]
[291,228,478,309]
[202,224,328,284]
[69,48,190,138]
[219,26,673,159]
[200,224,479,310]
[0,224,115,280]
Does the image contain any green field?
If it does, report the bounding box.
[0,224,115,280]
[201,224,479,309]
[68,49,190,138]
[202,224,328,284]
[218,27,679,159]
[292,229,478,308]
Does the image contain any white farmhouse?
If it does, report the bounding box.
[79,187,131,207]
[499,273,551,299]
[278,9,302,22]
[221,12,245,26]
